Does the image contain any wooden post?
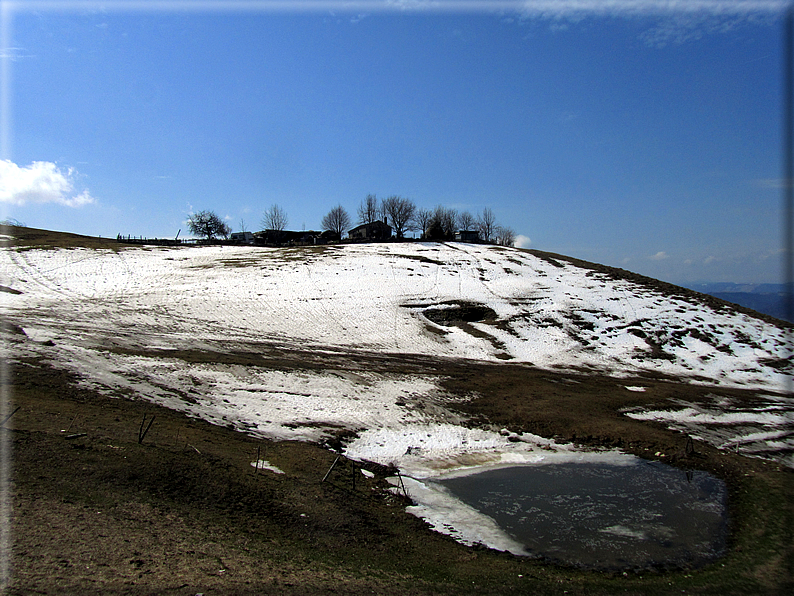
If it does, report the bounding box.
[138,414,156,444]
[396,470,408,499]
[64,413,79,433]
[685,435,695,456]
[322,456,340,483]
[0,406,20,427]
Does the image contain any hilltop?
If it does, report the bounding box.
[1,226,792,594]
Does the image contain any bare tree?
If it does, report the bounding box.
[261,204,288,231]
[457,210,476,231]
[415,208,433,239]
[187,210,231,240]
[261,204,288,244]
[477,207,497,243]
[381,195,416,239]
[321,204,351,237]
[357,194,381,224]
[495,225,516,247]
[428,205,457,240]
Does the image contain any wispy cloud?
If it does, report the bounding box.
[7,2,781,50]
[8,1,787,17]
[558,111,580,123]
[0,47,31,60]
[513,1,786,18]
[649,250,669,260]
[0,160,95,207]
[757,178,789,189]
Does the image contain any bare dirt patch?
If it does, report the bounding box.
[422,302,498,326]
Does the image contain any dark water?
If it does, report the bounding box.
[437,461,727,570]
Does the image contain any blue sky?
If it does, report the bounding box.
[0,0,788,285]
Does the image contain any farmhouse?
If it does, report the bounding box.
[230,231,254,244]
[455,230,480,243]
[320,229,341,243]
[348,220,392,241]
[254,230,323,245]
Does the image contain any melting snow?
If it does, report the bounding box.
[624,395,794,468]
[251,460,284,474]
[2,240,791,552]
[1,242,789,388]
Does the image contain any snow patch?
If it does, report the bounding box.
[624,395,794,468]
[390,475,530,557]
[251,460,284,474]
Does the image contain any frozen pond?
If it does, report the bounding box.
[436,460,728,570]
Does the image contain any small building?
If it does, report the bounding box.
[253,229,322,245]
[348,220,392,241]
[230,231,254,244]
[319,229,341,243]
[455,230,480,243]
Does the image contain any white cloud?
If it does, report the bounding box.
[0,160,96,207]
[514,234,531,248]
[704,255,717,264]
[649,251,669,261]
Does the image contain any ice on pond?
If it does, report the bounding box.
[417,457,727,570]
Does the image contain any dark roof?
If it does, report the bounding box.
[348,220,391,234]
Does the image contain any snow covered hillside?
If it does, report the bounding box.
[2,240,789,388]
[2,237,791,552]
[2,238,791,466]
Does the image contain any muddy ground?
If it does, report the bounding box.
[2,347,792,596]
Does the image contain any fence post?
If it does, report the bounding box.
[138,414,156,444]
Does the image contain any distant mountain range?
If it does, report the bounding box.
[684,283,792,322]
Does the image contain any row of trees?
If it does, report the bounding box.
[187,195,517,246]
[186,205,290,241]
[348,194,516,245]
